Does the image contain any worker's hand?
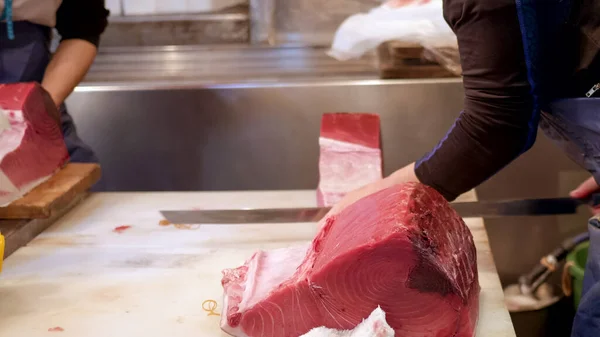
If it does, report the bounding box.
[570,176,600,215]
[386,0,431,7]
[319,163,420,228]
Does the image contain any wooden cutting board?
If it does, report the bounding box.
[0,163,101,219]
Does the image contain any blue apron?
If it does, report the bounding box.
[0,21,98,163]
[516,1,600,335]
[573,217,600,336]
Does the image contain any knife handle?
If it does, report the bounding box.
[579,193,600,207]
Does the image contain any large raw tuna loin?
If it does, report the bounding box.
[0,83,69,205]
[221,182,480,337]
[317,112,382,206]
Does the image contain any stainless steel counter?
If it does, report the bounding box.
[84,45,378,84]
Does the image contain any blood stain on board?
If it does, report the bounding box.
[48,327,64,332]
[113,225,132,234]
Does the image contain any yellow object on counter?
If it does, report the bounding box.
[0,232,4,273]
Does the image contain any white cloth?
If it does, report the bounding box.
[328,0,456,61]
[300,307,395,337]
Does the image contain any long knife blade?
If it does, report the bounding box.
[162,207,331,225]
[160,194,600,224]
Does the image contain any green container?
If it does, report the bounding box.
[567,242,589,309]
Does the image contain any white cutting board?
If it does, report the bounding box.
[0,191,515,337]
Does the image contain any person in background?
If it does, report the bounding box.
[0,0,109,162]
[327,1,600,336]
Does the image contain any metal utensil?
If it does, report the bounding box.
[160,194,600,224]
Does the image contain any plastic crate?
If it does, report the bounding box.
[567,241,589,309]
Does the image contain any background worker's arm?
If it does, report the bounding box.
[41,0,109,107]
[42,40,97,107]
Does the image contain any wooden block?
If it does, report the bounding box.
[422,47,463,76]
[377,40,457,79]
[0,163,101,219]
[0,193,87,258]
[385,41,424,58]
[379,41,428,63]
[379,64,456,79]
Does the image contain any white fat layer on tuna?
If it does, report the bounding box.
[300,306,395,337]
[0,108,50,206]
[0,110,25,159]
[238,244,310,311]
[220,293,250,337]
[317,139,382,194]
[319,137,381,153]
[0,173,53,206]
[0,171,17,195]
[0,108,10,133]
[3,109,25,123]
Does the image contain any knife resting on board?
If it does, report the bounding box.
[160,194,600,225]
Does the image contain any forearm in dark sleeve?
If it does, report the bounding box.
[414,0,535,201]
[55,0,109,47]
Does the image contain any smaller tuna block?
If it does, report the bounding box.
[0,83,69,205]
[317,112,382,206]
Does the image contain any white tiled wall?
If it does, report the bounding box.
[105,0,122,16]
[118,0,247,15]
[187,0,247,12]
[121,0,154,15]
[155,0,187,14]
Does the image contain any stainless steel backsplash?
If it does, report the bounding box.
[269,0,380,45]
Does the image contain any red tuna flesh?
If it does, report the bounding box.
[0,83,69,205]
[221,182,480,337]
[317,113,383,207]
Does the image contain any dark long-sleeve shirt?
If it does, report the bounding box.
[414,0,600,201]
[55,0,109,47]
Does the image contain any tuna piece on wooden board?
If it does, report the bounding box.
[317,112,383,207]
[220,182,480,337]
[0,83,69,206]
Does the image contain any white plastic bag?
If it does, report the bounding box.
[328,0,457,61]
[300,307,394,337]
